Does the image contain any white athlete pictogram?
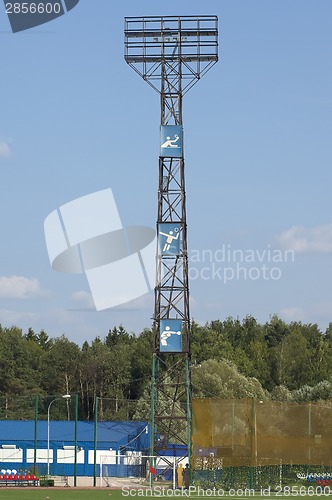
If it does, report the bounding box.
[159,228,179,252]
[161,134,180,148]
[161,325,181,346]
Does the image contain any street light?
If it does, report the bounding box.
[47,394,71,476]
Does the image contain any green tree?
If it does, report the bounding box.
[273,330,310,389]
[39,335,80,417]
[129,328,152,401]
[192,359,268,400]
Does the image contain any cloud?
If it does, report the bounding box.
[114,293,153,311]
[280,303,332,329]
[276,224,332,253]
[0,309,38,325]
[0,276,48,299]
[71,290,95,309]
[279,307,305,323]
[0,141,11,158]
[70,289,154,312]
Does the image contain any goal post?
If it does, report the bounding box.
[100,453,181,487]
[100,454,156,486]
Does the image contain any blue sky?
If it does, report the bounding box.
[1,0,332,344]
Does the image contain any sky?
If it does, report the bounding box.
[1,0,332,345]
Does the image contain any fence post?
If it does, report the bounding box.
[74,394,78,487]
[232,400,235,450]
[249,398,255,489]
[34,395,38,476]
[149,355,156,488]
[93,396,98,487]
[308,403,311,468]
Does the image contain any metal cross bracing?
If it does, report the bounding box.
[124,15,218,479]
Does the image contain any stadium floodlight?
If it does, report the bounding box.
[124,17,218,480]
[47,394,71,476]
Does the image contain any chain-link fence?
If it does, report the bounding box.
[192,399,332,488]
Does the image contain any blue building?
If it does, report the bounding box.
[0,420,149,477]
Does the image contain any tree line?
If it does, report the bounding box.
[0,315,332,420]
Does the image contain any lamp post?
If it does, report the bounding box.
[47,394,71,476]
[74,393,78,487]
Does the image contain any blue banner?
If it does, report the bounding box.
[160,319,183,352]
[158,223,181,255]
[160,126,183,158]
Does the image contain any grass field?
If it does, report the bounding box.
[0,490,114,500]
[0,490,330,500]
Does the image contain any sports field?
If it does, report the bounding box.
[0,490,114,500]
[0,490,329,500]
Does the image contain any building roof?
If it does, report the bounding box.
[0,420,148,447]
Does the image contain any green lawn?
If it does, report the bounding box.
[0,491,330,500]
[0,490,115,500]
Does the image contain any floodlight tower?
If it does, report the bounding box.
[125,16,218,470]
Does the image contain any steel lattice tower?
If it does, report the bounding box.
[125,16,218,474]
